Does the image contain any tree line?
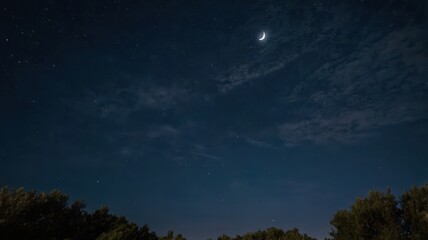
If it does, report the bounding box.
[0,184,427,240]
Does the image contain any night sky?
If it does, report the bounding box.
[1,0,428,239]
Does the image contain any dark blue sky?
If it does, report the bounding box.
[1,0,428,239]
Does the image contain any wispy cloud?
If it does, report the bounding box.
[278,24,428,145]
[243,136,279,150]
[190,151,220,161]
[216,61,288,93]
[66,78,191,125]
[147,125,181,139]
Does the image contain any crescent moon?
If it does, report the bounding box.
[258,31,266,41]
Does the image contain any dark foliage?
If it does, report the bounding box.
[217,227,316,240]
[329,184,428,240]
[1,184,427,240]
[0,187,160,240]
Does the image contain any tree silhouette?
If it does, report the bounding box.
[0,187,160,240]
[217,227,315,240]
[1,184,427,240]
[401,185,428,240]
[329,184,428,240]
